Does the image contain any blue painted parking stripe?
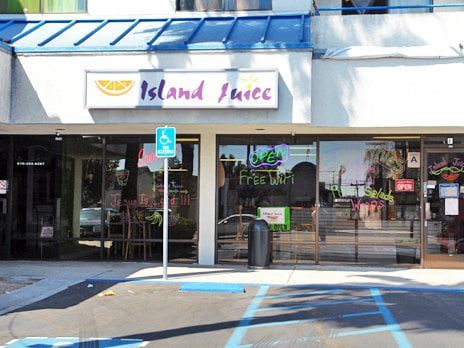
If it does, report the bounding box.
[247,310,381,329]
[337,326,392,337]
[256,298,374,312]
[264,289,344,299]
[225,286,269,348]
[180,282,245,293]
[370,288,412,348]
[239,326,392,347]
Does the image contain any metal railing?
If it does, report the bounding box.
[314,2,464,16]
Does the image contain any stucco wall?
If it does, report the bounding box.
[311,11,464,128]
[312,11,464,47]
[87,0,176,16]
[11,51,312,125]
[0,50,11,124]
[312,58,464,128]
[86,0,309,16]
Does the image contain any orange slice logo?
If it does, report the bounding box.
[95,80,135,96]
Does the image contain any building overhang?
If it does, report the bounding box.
[0,14,313,55]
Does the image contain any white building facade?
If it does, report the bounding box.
[1,0,464,268]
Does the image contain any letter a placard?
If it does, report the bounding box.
[407,152,420,169]
[156,126,176,280]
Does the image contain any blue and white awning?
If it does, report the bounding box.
[0,14,312,54]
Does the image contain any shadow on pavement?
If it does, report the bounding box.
[9,282,114,313]
[113,285,464,343]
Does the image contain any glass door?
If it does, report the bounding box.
[425,150,464,268]
[11,136,62,258]
[0,137,9,258]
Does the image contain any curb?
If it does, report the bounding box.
[85,278,464,294]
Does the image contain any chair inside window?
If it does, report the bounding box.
[124,206,148,261]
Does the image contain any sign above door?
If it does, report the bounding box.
[85,69,278,109]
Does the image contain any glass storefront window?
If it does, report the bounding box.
[42,0,86,13]
[218,136,317,264]
[105,136,199,262]
[60,136,104,259]
[342,0,388,15]
[1,0,40,13]
[177,0,272,11]
[3,135,199,261]
[0,0,86,14]
[319,139,421,265]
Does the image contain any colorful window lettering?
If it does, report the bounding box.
[249,144,289,168]
[62,136,200,262]
[428,157,464,182]
[319,140,421,261]
[219,138,421,265]
[217,136,317,263]
[365,147,406,175]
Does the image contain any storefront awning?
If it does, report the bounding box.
[0,14,312,54]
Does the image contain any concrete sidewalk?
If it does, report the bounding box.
[1,261,464,315]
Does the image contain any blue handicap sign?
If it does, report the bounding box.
[4,338,145,348]
[156,127,176,158]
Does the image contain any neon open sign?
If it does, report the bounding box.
[249,144,289,168]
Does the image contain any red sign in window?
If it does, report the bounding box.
[395,179,415,192]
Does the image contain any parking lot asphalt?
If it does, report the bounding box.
[0,281,463,348]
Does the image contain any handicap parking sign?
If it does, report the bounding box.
[156,127,176,158]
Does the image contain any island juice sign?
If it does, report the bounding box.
[85,69,278,109]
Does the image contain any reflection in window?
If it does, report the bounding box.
[60,137,103,259]
[341,0,387,15]
[43,0,86,13]
[319,140,421,265]
[218,136,316,264]
[339,0,433,15]
[105,137,199,262]
[1,0,86,14]
[60,136,199,262]
[177,0,271,11]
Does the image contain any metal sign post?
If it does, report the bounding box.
[163,157,169,279]
[156,126,176,280]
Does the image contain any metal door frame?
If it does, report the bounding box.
[423,146,464,268]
